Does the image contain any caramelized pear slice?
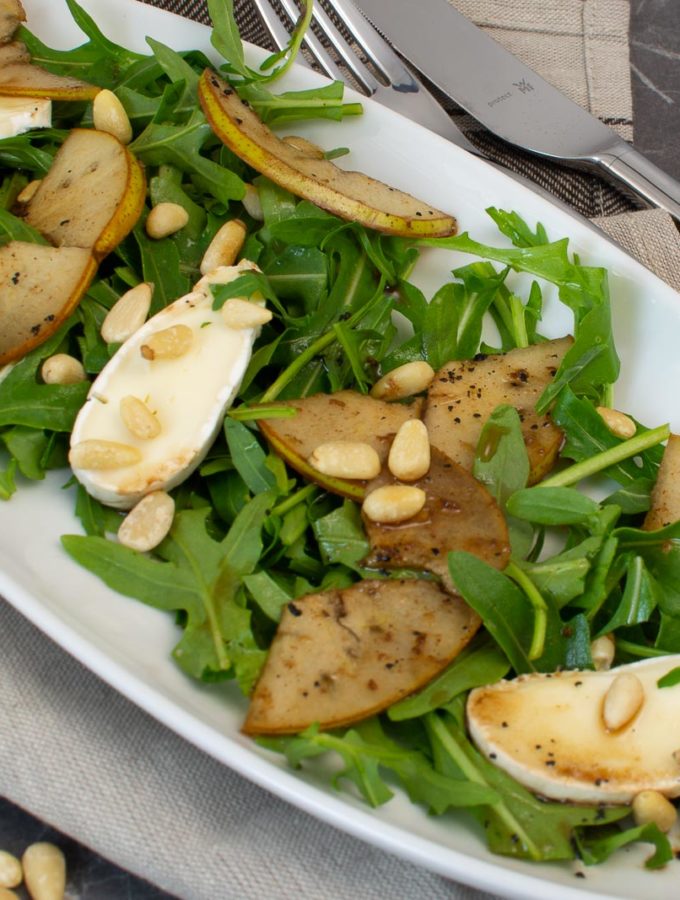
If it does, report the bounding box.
[0,241,96,364]
[362,447,510,590]
[424,337,572,485]
[244,578,479,735]
[0,40,29,66]
[198,70,457,238]
[24,128,145,259]
[644,433,680,530]
[0,0,24,45]
[259,390,423,500]
[0,63,99,99]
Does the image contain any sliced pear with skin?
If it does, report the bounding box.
[467,655,680,804]
[0,0,24,45]
[424,337,573,485]
[198,70,457,238]
[0,241,96,365]
[24,128,145,260]
[258,390,424,501]
[0,40,29,66]
[0,63,99,100]
[244,578,480,735]
[362,446,510,590]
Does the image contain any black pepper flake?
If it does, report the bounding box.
[489,752,497,760]
[545,760,556,767]
[235,117,243,125]
[287,602,302,617]
[453,416,461,424]
[30,323,41,335]
[431,547,440,556]
[59,219,70,226]
[11,271,20,285]
[501,721,508,728]
[574,680,583,687]
[575,872,586,879]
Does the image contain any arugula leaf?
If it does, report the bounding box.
[575,822,672,870]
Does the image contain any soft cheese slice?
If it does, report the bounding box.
[0,95,49,137]
[70,263,264,509]
[467,656,680,804]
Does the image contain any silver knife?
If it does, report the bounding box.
[354,0,680,222]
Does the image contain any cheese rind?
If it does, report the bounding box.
[70,264,263,509]
[467,655,680,804]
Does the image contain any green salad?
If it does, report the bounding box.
[1,0,679,872]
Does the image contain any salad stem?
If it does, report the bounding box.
[540,424,670,488]
[505,560,547,660]
[270,483,317,517]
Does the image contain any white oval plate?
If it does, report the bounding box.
[2,2,680,898]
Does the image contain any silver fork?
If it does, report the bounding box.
[250,0,479,153]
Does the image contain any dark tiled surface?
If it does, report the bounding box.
[3,3,680,899]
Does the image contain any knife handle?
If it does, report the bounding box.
[598,146,680,224]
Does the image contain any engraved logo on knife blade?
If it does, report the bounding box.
[488,79,535,107]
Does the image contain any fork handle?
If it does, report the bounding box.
[596,145,680,224]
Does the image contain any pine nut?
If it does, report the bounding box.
[590,633,615,671]
[69,439,142,470]
[120,395,161,440]
[92,88,133,144]
[16,178,41,204]
[596,406,636,440]
[200,219,247,275]
[118,490,175,552]
[101,283,153,344]
[370,361,435,401]
[308,441,381,480]
[242,183,264,220]
[0,851,21,890]
[140,324,193,361]
[22,842,66,900]
[632,790,677,833]
[221,298,272,330]
[282,134,325,159]
[145,202,189,240]
[602,671,644,731]
[362,484,427,523]
[388,419,430,481]
[41,353,87,385]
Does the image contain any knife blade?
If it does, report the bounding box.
[354,0,680,222]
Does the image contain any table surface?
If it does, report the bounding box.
[2,0,679,898]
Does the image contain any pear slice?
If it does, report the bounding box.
[0,241,96,365]
[644,433,680,530]
[362,446,510,590]
[0,0,24,45]
[424,337,573,484]
[198,70,458,238]
[243,578,479,735]
[24,128,146,260]
[0,63,99,100]
[258,390,424,500]
[0,40,29,66]
[467,655,680,804]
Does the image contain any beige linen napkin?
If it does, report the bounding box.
[1,2,679,899]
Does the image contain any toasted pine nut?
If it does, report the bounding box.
[41,353,86,385]
[0,851,21,890]
[596,406,636,440]
[118,491,175,552]
[16,177,41,204]
[308,441,381,480]
[590,633,615,671]
[602,672,644,731]
[370,361,435,401]
[242,183,264,220]
[221,298,272,330]
[22,843,66,900]
[200,219,247,275]
[120,395,161,440]
[282,134,325,159]
[140,324,193,361]
[101,283,153,344]
[145,202,189,240]
[362,484,427,523]
[632,790,677,833]
[388,419,430,481]
[69,439,142,471]
[92,88,132,144]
